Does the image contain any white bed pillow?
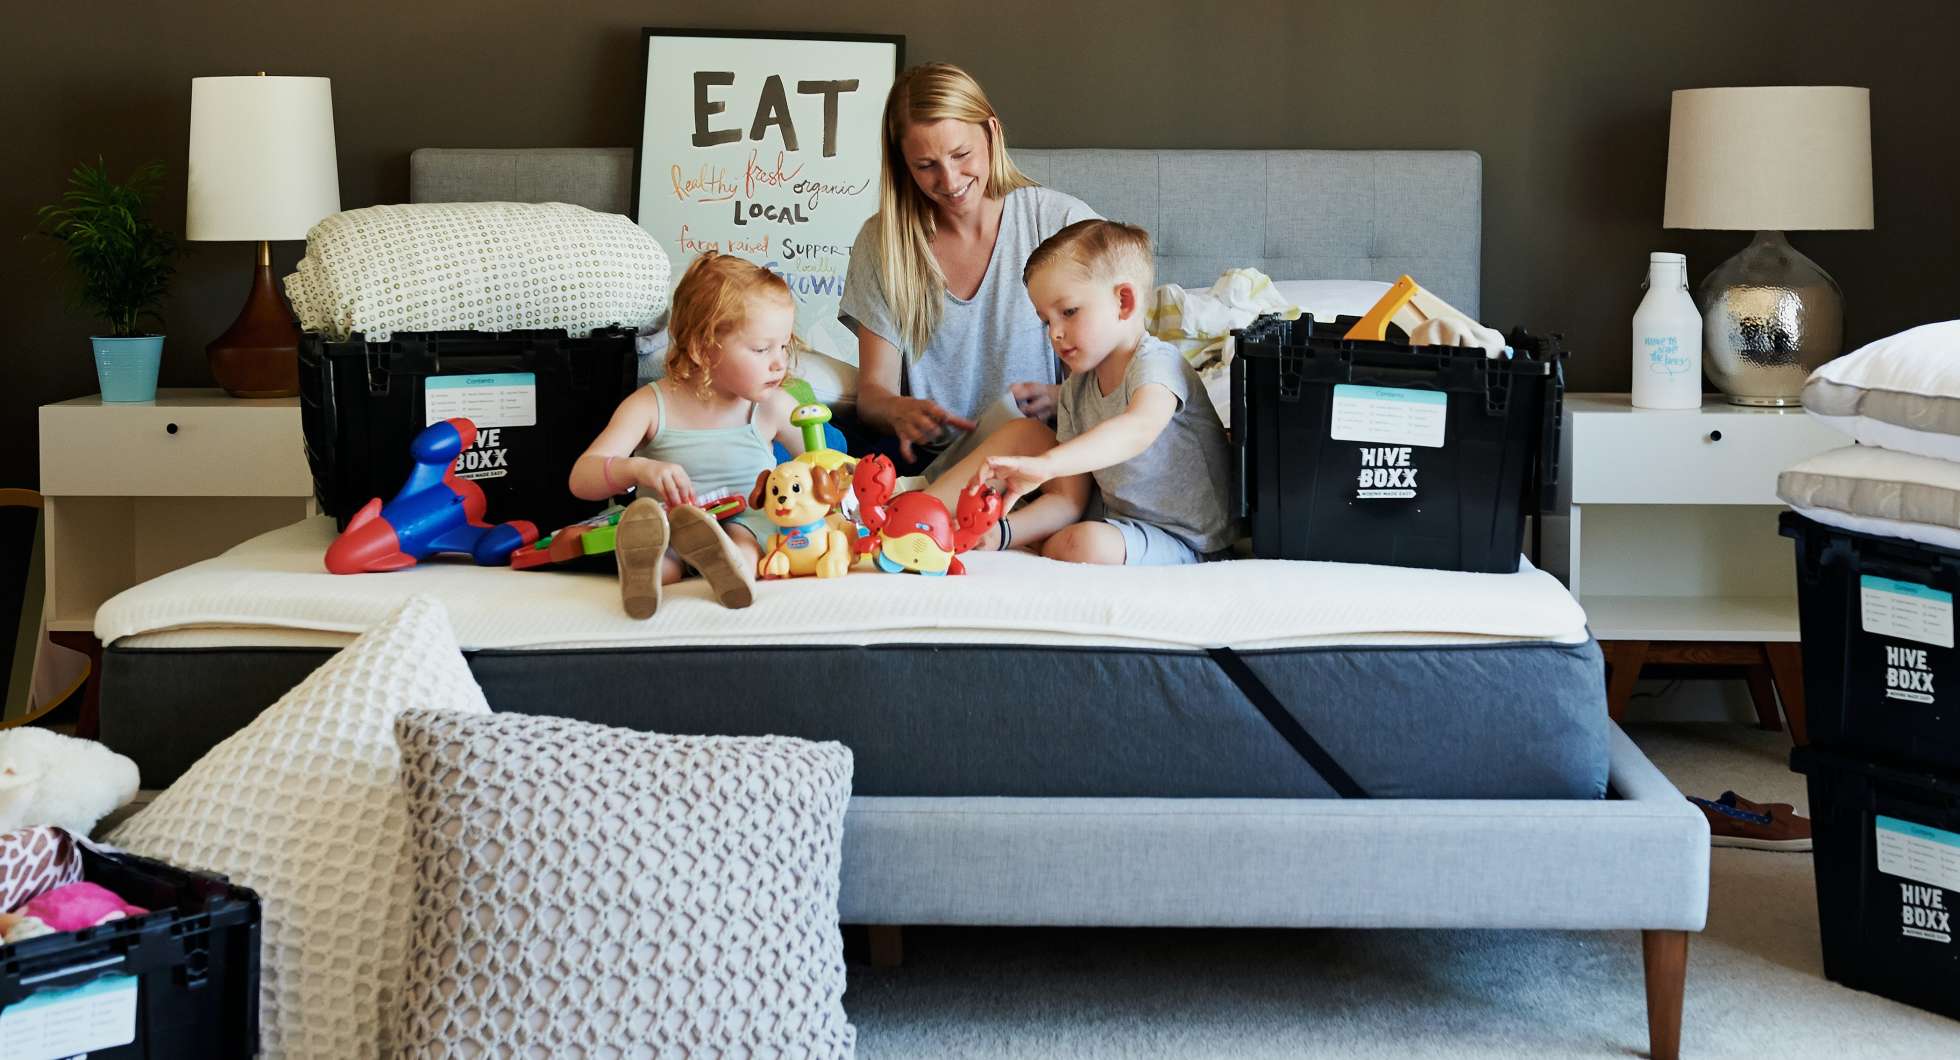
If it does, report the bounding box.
[1779,444,1960,551]
[1270,279,1393,320]
[107,596,490,1059]
[1803,320,1960,460]
[637,328,858,409]
[792,347,859,409]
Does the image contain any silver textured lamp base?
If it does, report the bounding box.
[1697,230,1844,406]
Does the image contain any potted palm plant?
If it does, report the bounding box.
[35,159,179,402]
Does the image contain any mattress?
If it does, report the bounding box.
[98,518,1607,799]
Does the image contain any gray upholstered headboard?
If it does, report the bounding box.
[411,146,1481,314]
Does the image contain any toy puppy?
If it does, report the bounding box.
[749,461,854,580]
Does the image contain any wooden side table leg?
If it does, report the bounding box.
[1602,640,1649,723]
[1742,649,1784,732]
[46,630,102,740]
[1765,642,1808,745]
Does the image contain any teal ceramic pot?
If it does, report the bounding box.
[90,335,165,402]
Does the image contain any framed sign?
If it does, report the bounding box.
[633,28,903,366]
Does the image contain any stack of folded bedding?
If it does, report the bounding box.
[1780,321,1960,550]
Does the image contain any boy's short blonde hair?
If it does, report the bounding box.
[1023,219,1155,292]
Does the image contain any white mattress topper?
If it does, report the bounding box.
[98,517,1590,652]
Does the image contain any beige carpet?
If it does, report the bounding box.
[844,723,1960,1058]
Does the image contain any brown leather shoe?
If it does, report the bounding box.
[1688,792,1812,852]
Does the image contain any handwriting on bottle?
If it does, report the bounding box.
[1645,336,1691,376]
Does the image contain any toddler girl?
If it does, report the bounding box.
[570,252,805,617]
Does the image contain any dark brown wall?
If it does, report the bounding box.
[8,1,1957,487]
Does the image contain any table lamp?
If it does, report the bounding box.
[187,74,339,398]
[1663,86,1873,406]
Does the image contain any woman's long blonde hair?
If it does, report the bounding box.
[875,62,1037,356]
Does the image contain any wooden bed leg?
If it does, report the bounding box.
[1642,929,1687,1060]
[867,925,903,968]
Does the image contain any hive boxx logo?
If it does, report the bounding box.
[1355,446,1418,499]
[1901,883,1950,943]
[453,426,511,480]
[1884,644,1936,704]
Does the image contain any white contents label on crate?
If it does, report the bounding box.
[424,373,538,430]
[0,974,138,1059]
[1861,575,1954,649]
[1877,815,1960,890]
[1329,385,1447,448]
[1877,815,1960,944]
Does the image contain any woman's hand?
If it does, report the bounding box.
[892,397,978,462]
[1011,381,1059,421]
[639,460,696,507]
[977,453,1054,512]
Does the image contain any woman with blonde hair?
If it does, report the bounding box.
[839,62,1100,551]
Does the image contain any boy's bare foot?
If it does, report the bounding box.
[615,498,668,619]
[670,505,754,609]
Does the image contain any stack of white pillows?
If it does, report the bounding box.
[1781,321,1960,551]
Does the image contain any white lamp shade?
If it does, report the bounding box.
[1664,86,1873,231]
[187,75,340,241]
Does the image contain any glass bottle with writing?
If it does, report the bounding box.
[1631,252,1703,409]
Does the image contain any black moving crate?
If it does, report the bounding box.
[0,845,260,1058]
[1783,513,1960,772]
[1792,745,1960,1021]
[301,327,638,532]
[1229,314,1565,573]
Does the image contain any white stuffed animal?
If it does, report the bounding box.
[0,727,140,837]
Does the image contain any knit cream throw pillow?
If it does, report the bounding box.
[392,709,856,1059]
[284,201,672,340]
[107,596,490,1059]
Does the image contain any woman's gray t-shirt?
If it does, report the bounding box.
[840,186,1099,442]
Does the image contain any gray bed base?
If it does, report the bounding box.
[260,146,1698,1056]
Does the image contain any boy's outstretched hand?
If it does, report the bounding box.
[977,454,1053,512]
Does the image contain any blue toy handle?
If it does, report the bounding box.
[774,422,849,465]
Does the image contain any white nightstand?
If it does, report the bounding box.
[38,390,315,730]
[1565,393,1847,736]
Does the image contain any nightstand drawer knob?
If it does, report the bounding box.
[165,423,179,435]
[1707,430,1722,443]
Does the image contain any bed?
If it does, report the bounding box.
[96,147,1707,1058]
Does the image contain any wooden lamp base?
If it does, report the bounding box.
[208,240,300,398]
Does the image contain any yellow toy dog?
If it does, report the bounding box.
[748,462,854,580]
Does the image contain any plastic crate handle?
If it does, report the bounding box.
[1537,355,1565,512]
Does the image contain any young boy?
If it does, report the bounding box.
[978,219,1235,565]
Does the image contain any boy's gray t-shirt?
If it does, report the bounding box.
[840,186,1100,437]
[1056,335,1237,553]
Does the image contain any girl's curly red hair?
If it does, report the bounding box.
[665,252,796,395]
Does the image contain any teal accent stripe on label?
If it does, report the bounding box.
[1332,384,1446,406]
[1862,575,1952,604]
[427,373,536,389]
[1878,815,1960,848]
[6,973,135,1011]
